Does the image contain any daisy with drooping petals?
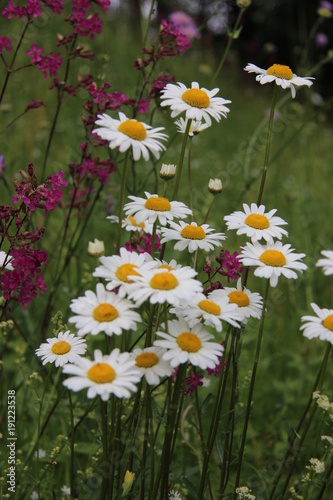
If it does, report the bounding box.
[63,349,141,401]
[124,192,192,226]
[93,248,157,297]
[171,293,241,332]
[93,112,168,161]
[160,81,231,126]
[154,319,224,369]
[210,278,263,323]
[316,250,333,276]
[35,331,87,367]
[244,63,314,99]
[160,220,226,253]
[68,283,141,337]
[127,266,203,307]
[174,117,210,136]
[107,215,155,234]
[131,347,173,385]
[300,303,333,343]
[239,241,307,287]
[224,203,288,243]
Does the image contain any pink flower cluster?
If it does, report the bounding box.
[207,343,225,377]
[68,0,111,40]
[0,36,12,55]
[159,19,191,56]
[27,44,63,78]
[204,250,244,293]
[171,368,204,395]
[2,0,63,18]
[124,234,161,255]
[0,247,48,309]
[71,155,115,185]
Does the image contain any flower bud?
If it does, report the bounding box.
[87,239,105,257]
[208,178,223,194]
[237,0,251,8]
[159,163,176,180]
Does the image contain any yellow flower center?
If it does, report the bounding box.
[322,315,333,331]
[228,291,250,307]
[118,119,147,141]
[266,64,293,80]
[245,213,270,230]
[93,303,118,322]
[150,272,178,290]
[259,249,287,267]
[180,225,206,240]
[182,88,210,108]
[135,352,159,368]
[51,340,71,355]
[177,332,202,352]
[144,196,171,212]
[198,299,221,316]
[116,263,140,283]
[88,363,116,383]
[128,215,145,228]
[158,264,175,271]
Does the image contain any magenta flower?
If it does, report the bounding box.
[0,37,12,55]
[27,44,43,63]
[169,11,200,40]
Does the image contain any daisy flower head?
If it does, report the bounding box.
[239,241,307,287]
[93,112,168,161]
[174,117,210,136]
[210,278,263,323]
[124,191,192,226]
[316,250,333,276]
[107,215,155,234]
[160,220,226,253]
[300,303,333,344]
[93,247,157,296]
[244,63,314,99]
[171,292,241,332]
[127,265,203,307]
[35,331,87,368]
[154,318,224,369]
[224,203,288,243]
[63,349,141,401]
[160,81,231,126]
[68,283,141,337]
[131,347,173,385]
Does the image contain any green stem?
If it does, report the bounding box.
[68,391,75,498]
[203,196,215,224]
[151,221,157,257]
[317,453,333,499]
[233,280,270,496]
[142,0,156,49]
[100,400,109,499]
[187,137,194,218]
[172,120,192,201]
[117,151,130,252]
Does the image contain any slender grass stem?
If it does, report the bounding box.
[68,391,75,498]
[187,137,194,217]
[116,150,130,253]
[172,119,192,201]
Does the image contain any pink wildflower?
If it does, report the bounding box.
[0,37,12,55]
[169,11,200,40]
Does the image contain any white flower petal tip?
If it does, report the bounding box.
[300,303,333,344]
[35,331,87,367]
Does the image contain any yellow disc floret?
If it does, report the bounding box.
[266,64,293,80]
[88,363,116,383]
[144,197,171,212]
[135,352,159,368]
[51,341,71,355]
[116,263,140,283]
[322,315,333,331]
[182,88,210,108]
[118,119,147,140]
[93,303,119,322]
[259,249,287,267]
[180,225,206,240]
[127,215,145,228]
[198,299,221,316]
[150,272,178,290]
[177,332,202,352]
[245,213,270,229]
[228,291,250,307]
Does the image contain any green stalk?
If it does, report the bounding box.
[172,119,192,201]
[100,400,109,499]
[68,391,75,498]
[233,279,270,496]
[141,0,156,49]
[187,136,194,218]
[151,221,157,257]
[116,151,130,252]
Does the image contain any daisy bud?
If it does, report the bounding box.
[159,163,176,180]
[237,0,251,7]
[87,239,105,257]
[208,178,223,194]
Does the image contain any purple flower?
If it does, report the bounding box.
[315,32,329,47]
[320,1,333,12]
[216,250,244,282]
[137,98,150,114]
[0,37,12,55]
[27,44,43,63]
[169,11,200,40]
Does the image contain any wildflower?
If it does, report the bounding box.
[239,241,307,287]
[160,81,231,126]
[159,19,191,55]
[0,250,13,271]
[27,45,63,78]
[160,163,177,180]
[208,178,223,194]
[171,293,241,331]
[168,489,182,500]
[107,214,155,234]
[300,303,333,343]
[0,36,12,55]
[122,471,135,495]
[235,486,256,499]
[35,331,87,367]
[93,248,157,296]
[154,319,224,369]
[63,349,141,401]
[210,278,263,323]
[224,203,288,243]
[124,192,192,226]
[93,112,168,161]
[88,239,105,257]
[307,458,325,474]
[237,0,251,8]
[125,233,161,255]
[216,249,244,282]
[131,347,173,385]
[316,250,333,275]
[68,283,141,337]
[175,117,210,135]
[315,32,329,47]
[160,221,226,253]
[244,63,314,99]
[169,11,200,40]
[34,449,46,458]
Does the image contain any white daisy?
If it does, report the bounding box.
[63,349,141,401]
[160,220,226,253]
[171,293,241,332]
[93,112,168,161]
[124,191,192,226]
[239,241,307,287]
[154,319,224,369]
[160,81,231,126]
[0,250,13,271]
[93,248,157,296]
[244,63,314,99]
[210,278,263,323]
[131,347,173,385]
[224,203,288,243]
[127,266,203,307]
[300,303,333,343]
[68,283,141,337]
[35,331,87,367]
[107,214,155,234]
[316,250,333,276]
[174,117,210,136]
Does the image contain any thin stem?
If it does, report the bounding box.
[187,137,194,217]
[142,0,156,49]
[233,279,270,496]
[172,120,192,201]
[203,196,215,224]
[316,453,333,499]
[116,151,130,252]
[100,400,109,499]
[68,391,75,498]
